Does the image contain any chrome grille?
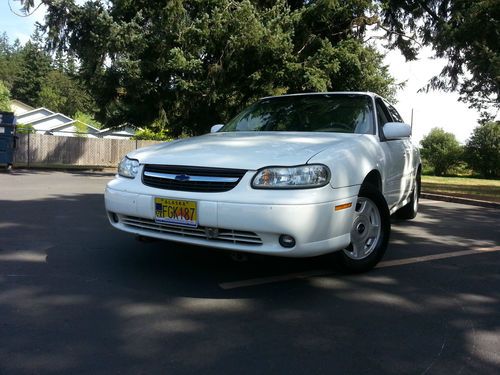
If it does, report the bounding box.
[142,165,247,192]
[121,216,263,246]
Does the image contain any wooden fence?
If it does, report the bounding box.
[13,133,162,168]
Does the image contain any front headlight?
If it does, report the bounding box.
[118,157,140,178]
[252,164,330,189]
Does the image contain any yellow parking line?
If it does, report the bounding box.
[219,246,500,290]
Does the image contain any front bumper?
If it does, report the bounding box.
[104,175,358,257]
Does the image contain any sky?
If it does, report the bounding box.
[380,44,482,145]
[0,1,488,145]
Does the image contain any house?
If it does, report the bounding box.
[10,99,34,116]
[10,100,137,139]
[16,107,99,137]
[16,107,54,124]
[98,124,138,139]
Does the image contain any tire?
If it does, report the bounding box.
[334,184,391,273]
[395,171,421,220]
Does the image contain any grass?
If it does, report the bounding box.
[422,175,500,202]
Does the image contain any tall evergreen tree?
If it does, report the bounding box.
[11,41,52,106]
[38,70,95,116]
[15,0,398,134]
[0,33,23,89]
[0,80,11,111]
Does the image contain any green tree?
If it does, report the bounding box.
[19,1,500,117]
[0,30,96,116]
[379,0,500,116]
[16,0,396,135]
[0,33,23,90]
[38,70,96,116]
[420,127,463,176]
[465,122,500,178]
[0,80,11,111]
[74,111,103,130]
[11,41,52,106]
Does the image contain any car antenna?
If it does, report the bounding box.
[410,108,414,136]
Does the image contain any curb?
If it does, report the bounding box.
[421,193,500,209]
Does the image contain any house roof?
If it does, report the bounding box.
[98,123,139,135]
[16,106,131,136]
[49,121,100,132]
[17,107,55,121]
[28,112,74,126]
[16,109,99,132]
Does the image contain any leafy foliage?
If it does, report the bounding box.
[420,127,463,176]
[132,128,174,142]
[379,0,500,116]
[465,122,500,178]
[11,41,52,106]
[38,71,95,116]
[15,123,36,134]
[0,32,23,90]
[0,33,96,116]
[0,80,11,111]
[74,111,103,130]
[15,1,500,128]
[16,0,397,135]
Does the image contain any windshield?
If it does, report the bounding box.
[221,94,374,134]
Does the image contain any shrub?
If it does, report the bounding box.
[16,123,35,134]
[420,128,463,176]
[465,122,500,178]
[132,128,173,141]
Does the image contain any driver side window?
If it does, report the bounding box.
[375,98,393,140]
[375,99,390,126]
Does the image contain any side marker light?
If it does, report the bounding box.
[335,202,353,211]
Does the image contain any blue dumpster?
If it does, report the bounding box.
[0,112,17,170]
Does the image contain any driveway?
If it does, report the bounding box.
[1,170,499,374]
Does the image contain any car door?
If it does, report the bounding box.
[375,98,407,209]
[385,101,414,199]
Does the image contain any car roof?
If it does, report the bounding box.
[260,91,378,100]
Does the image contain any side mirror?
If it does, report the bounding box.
[383,122,411,140]
[211,124,224,133]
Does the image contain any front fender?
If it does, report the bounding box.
[307,135,386,190]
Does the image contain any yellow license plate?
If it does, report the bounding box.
[154,198,198,227]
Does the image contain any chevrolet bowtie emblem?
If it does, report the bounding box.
[174,174,190,181]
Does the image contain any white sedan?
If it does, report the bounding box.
[105,92,421,272]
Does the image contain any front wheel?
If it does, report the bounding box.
[334,185,391,273]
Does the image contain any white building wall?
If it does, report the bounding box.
[50,125,99,138]
[10,101,34,116]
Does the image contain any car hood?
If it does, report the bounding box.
[129,132,357,170]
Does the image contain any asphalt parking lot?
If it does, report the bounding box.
[1,170,499,374]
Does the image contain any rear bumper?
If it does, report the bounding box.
[104,185,356,257]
